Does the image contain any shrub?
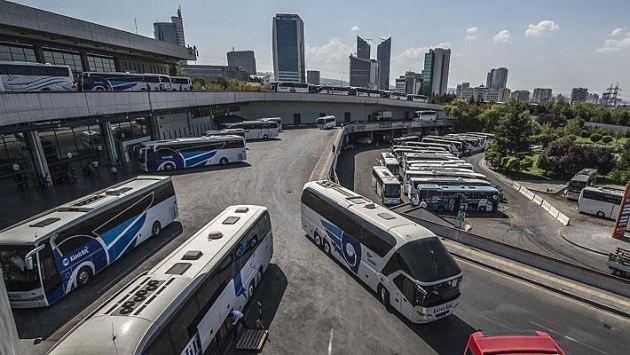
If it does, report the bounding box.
[580,129,591,138]
[590,133,602,143]
[568,134,577,141]
[602,135,613,144]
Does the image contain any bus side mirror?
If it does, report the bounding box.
[24,245,44,270]
[25,256,34,270]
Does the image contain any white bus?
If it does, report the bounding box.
[408,177,493,200]
[316,115,337,129]
[423,137,465,157]
[566,168,598,201]
[315,85,352,95]
[391,136,420,145]
[413,110,437,122]
[407,141,455,155]
[402,168,488,193]
[351,87,381,97]
[257,117,283,131]
[380,152,400,176]
[169,76,192,91]
[80,72,171,91]
[372,166,402,205]
[407,94,429,103]
[138,135,246,172]
[0,61,73,91]
[415,184,500,213]
[407,162,473,171]
[578,186,624,219]
[48,205,273,355]
[270,81,309,93]
[389,92,407,100]
[301,180,462,323]
[402,153,460,171]
[228,121,280,140]
[204,128,246,139]
[0,176,177,308]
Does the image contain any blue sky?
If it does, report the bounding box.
[15,0,630,96]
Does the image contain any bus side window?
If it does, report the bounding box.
[142,328,177,354]
[401,277,415,302]
[168,298,200,351]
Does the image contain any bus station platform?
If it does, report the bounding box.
[561,224,630,256]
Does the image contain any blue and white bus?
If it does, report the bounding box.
[415,184,500,213]
[351,87,381,97]
[138,135,246,172]
[228,121,280,140]
[80,72,171,91]
[0,61,74,91]
[270,81,309,93]
[48,205,273,355]
[0,176,178,308]
[301,180,462,323]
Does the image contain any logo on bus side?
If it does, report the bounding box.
[63,246,90,267]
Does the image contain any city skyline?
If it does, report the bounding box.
[11,0,630,95]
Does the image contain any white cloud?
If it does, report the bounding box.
[525,20,560,37]
[596,32,630,53]
[351,25,360,32]
[391,43,452,77]
[305,38,353,78]
[611,28,625,36]
[394,42,452,60]
[493,30,511,43]
[466,27,481,40]
[453,52,464,58]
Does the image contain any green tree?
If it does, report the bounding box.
[478,104,508,133]
[590,133,602,143]
[564,117,583,136]
[580,129,591,138]
[485,100,534,173]
[614,129,626,143]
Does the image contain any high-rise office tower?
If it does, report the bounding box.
[377,37,391,90]
[272,14,305,83]
[532,88,553,104]
[154,7,186,47]
[421,48,451,96]
[486,67,508,90]
[357,36,371,60]
[571,87,589,104]
[227,50,256,74]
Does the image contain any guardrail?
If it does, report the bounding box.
[399,210,630,298]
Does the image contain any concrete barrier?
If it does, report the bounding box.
[548,206,560,218]
[524,190,536,200]
[512,182,521,190]
[541,200,552,212]
[518,186,529,196]
[532,195,544,206]
[557,213,571,226]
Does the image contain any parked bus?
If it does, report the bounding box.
[407,141,455,155]
[204,128,246,138]
[389,92,407,100]
[316,115,337,129]
[408,177,492,200]
[48,205,273,355]
[371,166,402,205]
[0,176,177,308]
[317,85,352,95]
[565,168,598,200]
[351,87,381,97]
[80,72,171,91]
[393,148,449,163]
[414,184,500,213]
[391,145,447,154]
[407,94,429,103]
[413,110,437,121]
[380,152,400,176]
[443,134,483,154]
[0,61,73,91]
[79,130,104,152]
[422,137,463,157]
[464,330,565,355]
[138,135,246,172]
[578,186,624,219]
[228,121,280,140]
[301,180,462,323]
[169,76,192,91]
[257,117,283,131]
[403,153,460,171]
[402,168,488,193]
[270,81,309,93]
[392,136,420,145]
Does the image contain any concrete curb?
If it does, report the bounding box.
[480,159,571,226]
[558,231,610,257]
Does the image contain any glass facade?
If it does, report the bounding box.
[0,43,37,62]
[87,55,115,72]
[0,134,36,196]
[422,53,433,95]
[377,38,391,90]
[276,19,298,73]
[154,22,178,46]
[357,36,370,60]
[349,56,371,88]
[42,49,82,72]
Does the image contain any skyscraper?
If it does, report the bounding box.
[421,48,451,96]
[349,55,371,88]
[571,87,588,104]
[357,36,370,60]
[154,7,186,47]
[227,50,256,74]
[377,37,391,90]
[272,14,305,83]
[532,88,553,104]
[486,67,508,90]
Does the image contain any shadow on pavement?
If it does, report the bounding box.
[151,162,252,177]
[12,222,183,340]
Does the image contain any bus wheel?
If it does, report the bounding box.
[247,282,255,299]
[220,157,228,165]
[256,267,263,287]
[263,134,269,140]
[323,240,331,256]
[77,267,92,288]
[313,232,323,248]
[152,221,162,237]
[596,211,605,218]
[378,285,390,309]
[164,163,175,171]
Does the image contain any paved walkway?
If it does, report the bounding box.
[0,164,139,230]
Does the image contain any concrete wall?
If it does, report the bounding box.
[156,112,213,139]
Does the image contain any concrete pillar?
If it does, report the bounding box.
[99,122,118,166]
[0,270,23,355]
[25,131,51,186]
[149,114,161,140]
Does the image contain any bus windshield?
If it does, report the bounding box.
[0,245,40,292]
[397,238,461,283]
[384,184,401,198]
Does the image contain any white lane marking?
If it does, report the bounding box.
[530,321,610,355]
[328,328,334,355]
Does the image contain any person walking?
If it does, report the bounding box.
[228,309,250,340]
[419,199,428,209]
[109,165,118,180]
[411,194,419,206]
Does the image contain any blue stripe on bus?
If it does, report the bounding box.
[181,150,217,167]
[321,219,362,273]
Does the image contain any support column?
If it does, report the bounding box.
[99,122,118,166]
[25,131,51,187]
[0,270,22,355]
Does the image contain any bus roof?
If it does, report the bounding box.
[582,186,624,195]
[48,205,267,355]
[409,177,491,186]
[372,166,400,184]
[416,184,499,193]
[304,181,435,245]
[0,176,171,245]
[142,135,243,147]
